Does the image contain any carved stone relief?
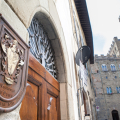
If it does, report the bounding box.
[0,15,29,112]
[1,34,24,85]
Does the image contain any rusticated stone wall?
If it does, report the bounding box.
[91,55,120,120]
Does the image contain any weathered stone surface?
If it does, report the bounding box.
[91,55,120,120]
[0,104,21,120]
[0,0,28,43]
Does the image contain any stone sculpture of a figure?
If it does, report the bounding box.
[7,40,19,75]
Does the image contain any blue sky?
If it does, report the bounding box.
[86,0,120,55]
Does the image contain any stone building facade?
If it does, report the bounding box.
[108,37,120,56]
[0,0,96,120]
[91,55,120,120]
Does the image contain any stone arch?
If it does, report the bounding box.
[27,6,72,120]
[28,9,67,83]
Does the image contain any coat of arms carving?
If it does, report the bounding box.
[1,34,24,85]
[0,15,29,112]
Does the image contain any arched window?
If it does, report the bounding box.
[116,87,120,93]
[101,64,107,71]
[107,87,112,94]
[110,64,116,71]
[116,87,119,93]
[119,87,120,93]
[28,18,57,79]
[109,87,112,94]
[106,87,109,94]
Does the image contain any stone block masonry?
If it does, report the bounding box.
[91,55,120,120]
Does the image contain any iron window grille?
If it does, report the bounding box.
[28,18,57,79]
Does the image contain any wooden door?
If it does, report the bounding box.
[19,81,39,120]
[112,110,119,120]
[20,54,60,120]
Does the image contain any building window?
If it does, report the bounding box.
[101,64,107,71]
[73,8,84,47]
[116,87,120,93]
[28,18,57,79]
[106,87,109,94]
[110,64,116,71]
[109,87,112,94]
[106,87,112,94]
[116,87,119,93]
[119,64,120,69]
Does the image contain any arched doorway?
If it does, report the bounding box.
[112,110,119,120]
[19,12,65,120]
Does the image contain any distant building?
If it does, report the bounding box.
[108,37,120,56]
[91,54,120,120]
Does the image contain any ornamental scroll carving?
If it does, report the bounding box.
[0,15,29,112]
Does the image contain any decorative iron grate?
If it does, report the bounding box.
[28,18,57,79]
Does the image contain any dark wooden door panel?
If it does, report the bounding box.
[20,81,38,120]
[20,54,60,120]
[47,94,57,120]
[29,54,59,91]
